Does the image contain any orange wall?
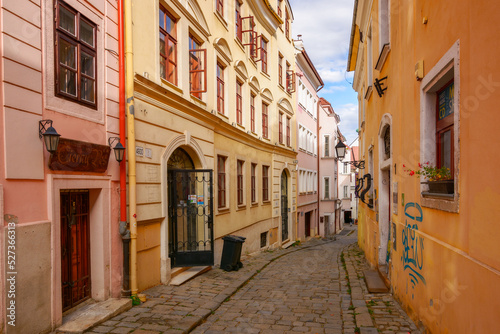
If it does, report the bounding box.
[356,0,500,332]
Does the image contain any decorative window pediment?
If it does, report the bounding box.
[234,60,249,79]
[213,38,233,63]
[260,88,273,102]
[249,75,260,91]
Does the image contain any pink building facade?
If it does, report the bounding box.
[295,42,322,239]
[318,98,342,235]
[0,0,123,332]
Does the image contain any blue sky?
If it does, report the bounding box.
[289,0,358,144]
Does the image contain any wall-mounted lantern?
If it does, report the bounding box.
[108,137,125,163]
[335,141,365,169]
[39,120,61,154]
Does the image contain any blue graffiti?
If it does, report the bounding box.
[401,203,426,287]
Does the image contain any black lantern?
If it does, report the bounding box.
[335,141,347,160]
[335,140,365,169]
[39,120,61,154]
[109,137,125,163]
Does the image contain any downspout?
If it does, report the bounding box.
[118,0,130,297]
[124,0,138,296]
[317,104,321,236]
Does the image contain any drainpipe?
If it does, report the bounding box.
[317,105,321,236]
[118,0,130,297]
[124,0,138,296]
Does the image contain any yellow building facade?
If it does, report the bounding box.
[127,0,297,290]
[348,0,500,332]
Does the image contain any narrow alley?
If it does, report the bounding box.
[84,227,420,334]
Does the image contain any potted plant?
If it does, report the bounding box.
[404,162,453,194]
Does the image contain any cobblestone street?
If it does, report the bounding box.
[85,227,420,334]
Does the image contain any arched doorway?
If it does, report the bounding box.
[378,118,392,274]
[167,147,214,267]
[281,171,289,241]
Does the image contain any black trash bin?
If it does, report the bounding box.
[220,235,246,271]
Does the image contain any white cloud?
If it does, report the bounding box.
[335,103,359,144]
[289,0,358,143]
[318,69,344,83]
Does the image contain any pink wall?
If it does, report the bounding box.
[1,0,122,331]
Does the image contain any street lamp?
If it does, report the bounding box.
[39,120,61,154]
[108,137,125,163]
[335,141,365,169]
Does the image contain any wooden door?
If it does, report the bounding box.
[61,190,91,312]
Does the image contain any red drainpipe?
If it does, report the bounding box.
[118,0,130,296]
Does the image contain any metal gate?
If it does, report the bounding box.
[168,169,214,267]
[60,190,91,312]
[281,172,289,241]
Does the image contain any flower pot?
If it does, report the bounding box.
[423,180,454,194]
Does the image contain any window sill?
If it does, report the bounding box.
[214,11,228,31]
[236,205,247,211]
[365,86,373,100]
[251,202,259,207]
[375,43,391,71]
[262,200,271,206]
[216,207,230,216]
[161,78,183,95]
[420,192,458,213]
[190,95,206,107]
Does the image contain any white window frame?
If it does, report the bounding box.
[419,41,460,212]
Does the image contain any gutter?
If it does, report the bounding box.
[124,0,138,296]
[118,0,131,297]
[347,0,359,71]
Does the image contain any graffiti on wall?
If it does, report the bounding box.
[355,173,373,208]
[402,202,426,289]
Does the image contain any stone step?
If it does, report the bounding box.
[363,269,389,293]
[169,266,211,286]
[56,298,132,334]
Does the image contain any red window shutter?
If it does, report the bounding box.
[189,48,207,97]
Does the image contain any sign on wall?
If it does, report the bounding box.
[49,138,111,173]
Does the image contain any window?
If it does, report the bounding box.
[278,53,283,87]
[217,62,225,114]
[277,0,282,18]
[262,166,269,201]
[343,162,348,174]
[343,185,348,198]
[189,35,206,98]
[251,163,257,203]
[379,0,390,50]
[217,155,227,208]
[216,0,224,17]
[236,80,243,125]
[286,116,291,146]
[261,38,268,73]
[436,81,454,175]
[367,27,373,93]
[250,93,256,132]
[279,112,283,144]
[324,135,330,157]
[285,10,290,40]
[235,0,242,41]
[420,41,459,211]
[237,160,244,205]
[286,62,295,93]
[262,102,268,139]
[324,177,330,199]
[55,0,97,107]
[159,6,177,85]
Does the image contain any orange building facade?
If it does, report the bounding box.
[348,0,500,332]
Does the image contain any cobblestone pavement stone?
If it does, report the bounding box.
[84,226,420,334]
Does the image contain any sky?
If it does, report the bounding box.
[288,0,359,145]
